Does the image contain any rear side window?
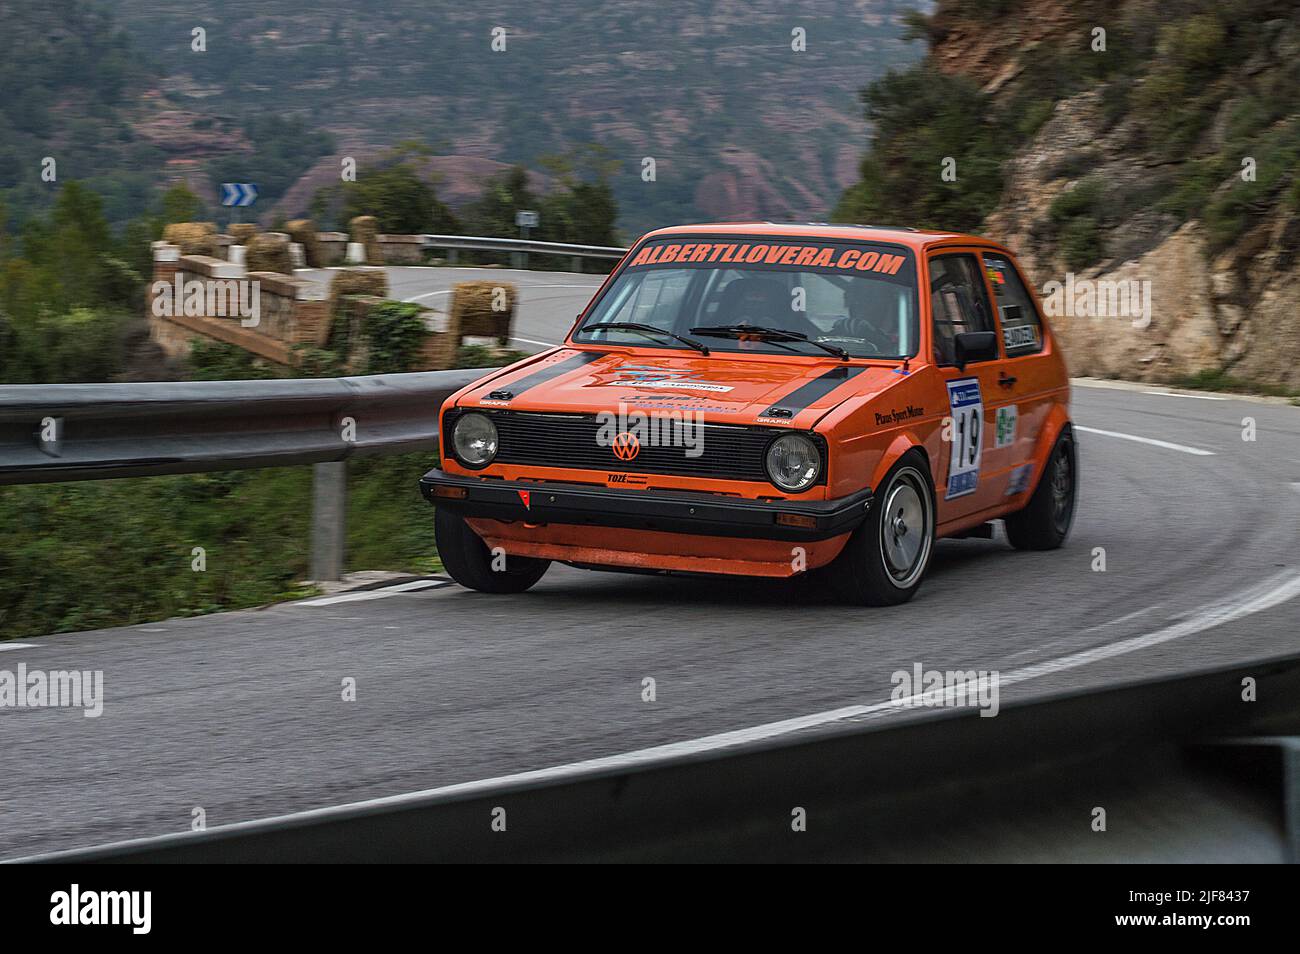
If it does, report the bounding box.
[983,253,1043,357]
[928,253,995,366]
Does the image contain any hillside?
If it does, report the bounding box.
[837,0,1300,391]
[110,0,922,234]
[0,1,333,229]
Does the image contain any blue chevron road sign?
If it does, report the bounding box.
[220,183,259,207]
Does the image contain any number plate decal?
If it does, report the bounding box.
[945,378,984,499]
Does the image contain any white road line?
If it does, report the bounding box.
[0,644,37,652]
[510,336,560,348]
[1075,424,1216,456]
[404,282,600,304]
[295,580,451,607]
[1141,389,1229,401]
[32,570,1300,862]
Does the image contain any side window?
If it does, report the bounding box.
[983,253,1043,357]
[928,253,995,366]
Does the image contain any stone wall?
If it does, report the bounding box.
[148,242,329,367]
[148,237,516,372]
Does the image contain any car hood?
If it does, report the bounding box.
[458,348,902,426]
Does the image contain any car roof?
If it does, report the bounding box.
[638,221,1008,253]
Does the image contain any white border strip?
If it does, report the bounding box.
[295,579,451,607]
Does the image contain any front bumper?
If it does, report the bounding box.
[419,468,872,542]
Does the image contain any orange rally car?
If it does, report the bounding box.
[420,223,1076,605]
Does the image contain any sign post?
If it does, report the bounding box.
[220,182,260,225]
[513,210,539,267]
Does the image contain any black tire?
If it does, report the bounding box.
[823,453,936,606]
[434,507,550,593]
[1004,427,1076,551]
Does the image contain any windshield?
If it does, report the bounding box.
[576,237,919,359]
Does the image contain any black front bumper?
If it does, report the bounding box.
[419,468,872,542]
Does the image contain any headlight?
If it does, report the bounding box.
[452,412,499,468]
[765,433,820,492]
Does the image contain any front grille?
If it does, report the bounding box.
[444,409,825,486]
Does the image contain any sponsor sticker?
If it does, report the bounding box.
[1003,323,1037,350]
[945,378,983,499]
[604,367,735,393]
[1006,462,1033,496]
[995,404,1018,449]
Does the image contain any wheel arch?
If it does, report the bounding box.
[1025,405,1075,496]
[867,432,934,496]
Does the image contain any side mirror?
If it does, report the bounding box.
[954,331,998,370]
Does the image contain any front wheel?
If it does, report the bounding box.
[1004,427,1076,550]
[824,456,935,606]
[434,507,550,593]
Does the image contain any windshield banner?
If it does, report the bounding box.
[626,240,910,277]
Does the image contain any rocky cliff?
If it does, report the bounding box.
[863,0,1300,390]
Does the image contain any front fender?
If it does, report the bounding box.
[868,431,930,494]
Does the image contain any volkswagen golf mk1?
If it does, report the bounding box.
[420,223,1076,605]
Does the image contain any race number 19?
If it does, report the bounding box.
[946,378,983,499]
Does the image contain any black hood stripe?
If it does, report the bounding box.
[482,351,605,398]
[767,366,867,414]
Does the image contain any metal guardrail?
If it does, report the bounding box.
[17,652,1300,863]
[419,234,628,270]
[0,368,490,578]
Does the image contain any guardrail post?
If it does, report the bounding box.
[447,248,458,265]
[310,461,347,581]
[511,251,526,269]
[571,256,582,273]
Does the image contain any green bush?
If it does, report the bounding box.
[361,301,428,374]
[0,307,131,384]
[1048,179,1106,269]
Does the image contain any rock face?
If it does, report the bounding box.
[947,5,1300,391]
[985,86,1300,389]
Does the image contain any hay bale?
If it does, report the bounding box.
[286,219,323,268]
[229,223,257,246]
[245,233,293,275]
[328,268,389,318]
[162,222,218,256]
[450,280,516,343]
[348,215,383,265]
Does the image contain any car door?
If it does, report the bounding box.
[926,250,1014,521]
[978,250,1055,499]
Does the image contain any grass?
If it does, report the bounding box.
[1168,368,1300,402]
[0,451,451,641]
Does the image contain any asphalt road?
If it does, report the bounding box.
[2,266,1299,859]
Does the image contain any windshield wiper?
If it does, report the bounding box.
[689,324,848,360]
[579,322,709,355]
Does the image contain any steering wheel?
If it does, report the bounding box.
[830,316,887,354]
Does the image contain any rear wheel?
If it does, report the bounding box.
[1004,427,1076,550]
[824,455,935,606]
[434,507,550,593]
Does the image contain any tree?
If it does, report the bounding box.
[833,69,1007,233]
[337,148,458,234]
